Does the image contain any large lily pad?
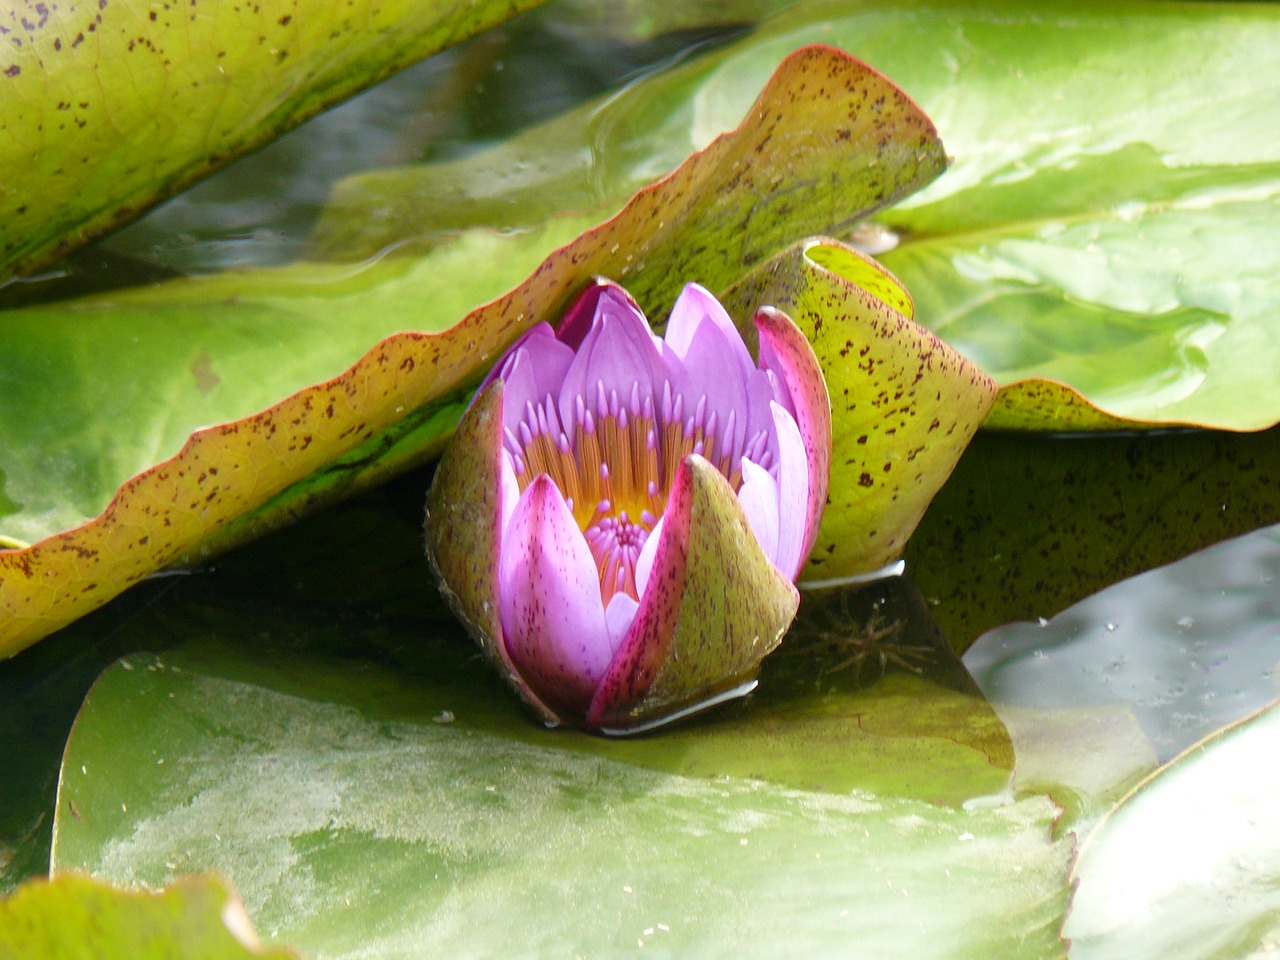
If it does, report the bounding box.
[1065,700,1280,959]
[0,0,553,280]
[0,45,947,659]
[50,634,1066,959]
[316,0,1280,430]
[0,873,294,960]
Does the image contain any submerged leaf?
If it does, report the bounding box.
[909,427,1280,649]
[51,633,1064,959]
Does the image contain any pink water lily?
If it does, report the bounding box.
[427,279,830,732]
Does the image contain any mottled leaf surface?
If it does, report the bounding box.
[0,872,295,960]
[908,428,1280,649]
[723,239,996,581]
[50,631,1062,960]
[0,0,551,280]
[0,46,947,658]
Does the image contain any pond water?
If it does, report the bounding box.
[965,523,1280,763]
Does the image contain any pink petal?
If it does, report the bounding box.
[558,284,671,440]
[664,304,750,464]
[754,306,832,572]
[769,401,811,582]
[499,475,612,718]
[735,458,779,563]
[499,450,521,536]
[604,592,640,656]
[634,515,665,597]
[480,322,574,403]
[555,279,617,351]
[664,283,754,382]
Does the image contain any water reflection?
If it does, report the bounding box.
[964,523,1280,762]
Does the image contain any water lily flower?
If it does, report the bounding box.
[426,279,830,733]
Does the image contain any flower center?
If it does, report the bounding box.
[506,379,772,605]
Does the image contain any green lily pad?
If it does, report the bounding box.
[0,0,552,281]
[0,872,295,959]
[0,46,947,659]
[51,633,1066,959]
[317,0,1280,431]
[1065,700,1280,959]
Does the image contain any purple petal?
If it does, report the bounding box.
[586,460,696,728]
[735,458,779,563]
[558,283,672,439]
[555,279,617,352]
[754,306,832,572]
[768,401,810,581]
[663,283,754,382]
[492,324,575,436]
[499,475,612,718]
[664,304,751,463]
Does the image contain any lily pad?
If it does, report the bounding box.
[51,635,1067,960]
[1065,700,1280,959]
[0,872,294,960]
[0,0,553,280]
[0,45,947,659]
[316,0,1280,430]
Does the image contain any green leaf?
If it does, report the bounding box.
[317,0,1280,430]
[50,627,1065,959]
[0,0,552,281]
[0,46,946,659]
[1065,700,1280,959]
[0,873,296,960]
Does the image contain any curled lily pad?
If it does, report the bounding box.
[0,45,946,659]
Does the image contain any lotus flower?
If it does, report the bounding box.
[426,279,830,733]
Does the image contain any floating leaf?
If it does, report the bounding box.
[0,46,947,659]
[0,0,554,280]
[0,872,295,959]
[1065,700,1280,959]
[51,629,1067,960]
[318,0,1280,430]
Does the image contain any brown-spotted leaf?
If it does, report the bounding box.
[0,45,948,658]
[722,238,997,582]
[0,0,552,280]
